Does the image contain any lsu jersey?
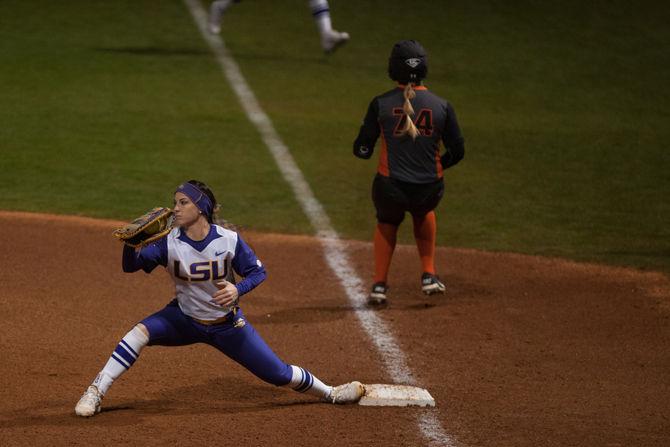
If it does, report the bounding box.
[125,224,266,320]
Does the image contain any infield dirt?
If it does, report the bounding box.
[1,212,668,446]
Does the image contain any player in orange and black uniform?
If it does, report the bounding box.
[353,40,465,305]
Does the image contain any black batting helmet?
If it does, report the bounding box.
[388,40,428,84]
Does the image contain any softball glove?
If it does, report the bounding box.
[113,207,174,247]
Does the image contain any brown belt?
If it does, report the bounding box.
[192,314,231,326]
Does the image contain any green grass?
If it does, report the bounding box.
[1,0,669,272]
[0,0,312,234]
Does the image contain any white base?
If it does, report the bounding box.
[359,384,435,407]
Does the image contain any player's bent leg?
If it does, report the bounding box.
[75,324,149,417]
[95,324,149,394]
[75,300,202,417]
[140,298,205,347]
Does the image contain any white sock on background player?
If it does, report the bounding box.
[92,326,149,395]
[287,365,332,399]
[208,0,235,34]
[309,0,334,34]
[308,0,349,53]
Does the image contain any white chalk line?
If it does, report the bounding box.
[183,1,460,445]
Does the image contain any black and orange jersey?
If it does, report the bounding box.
[353,85,464,184]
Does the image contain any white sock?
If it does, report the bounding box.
[92,326,149,395]
[287,365,333,399]
[211,0,234,16]
[308,0,332,35]
[209,0,235,28]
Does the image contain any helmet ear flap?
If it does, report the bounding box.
[388,40,428,83]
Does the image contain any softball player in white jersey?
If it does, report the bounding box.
[208,0,349,53]
[75,180,363,417]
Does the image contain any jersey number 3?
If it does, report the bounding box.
[392,108,434,137]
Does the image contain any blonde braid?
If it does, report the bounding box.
[400,83,419,139]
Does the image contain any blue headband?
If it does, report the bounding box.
[175,182,214,218]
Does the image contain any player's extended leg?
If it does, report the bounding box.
[74,300,204,417]
[308,0,349,53]
[208,311,363,404]
[412,211,446,295]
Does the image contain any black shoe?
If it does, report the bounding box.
[368,282,388,305]
[421,273,446,295]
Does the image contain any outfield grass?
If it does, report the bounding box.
[0,0,312,235]
[1,0,668,272]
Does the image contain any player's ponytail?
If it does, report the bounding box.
[399,83,419,140]
[387,40,427,140]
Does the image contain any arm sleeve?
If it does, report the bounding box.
[231,235,267,297]
[440,102,465,169]
[353,98,380,159]
[122,237,168,274]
